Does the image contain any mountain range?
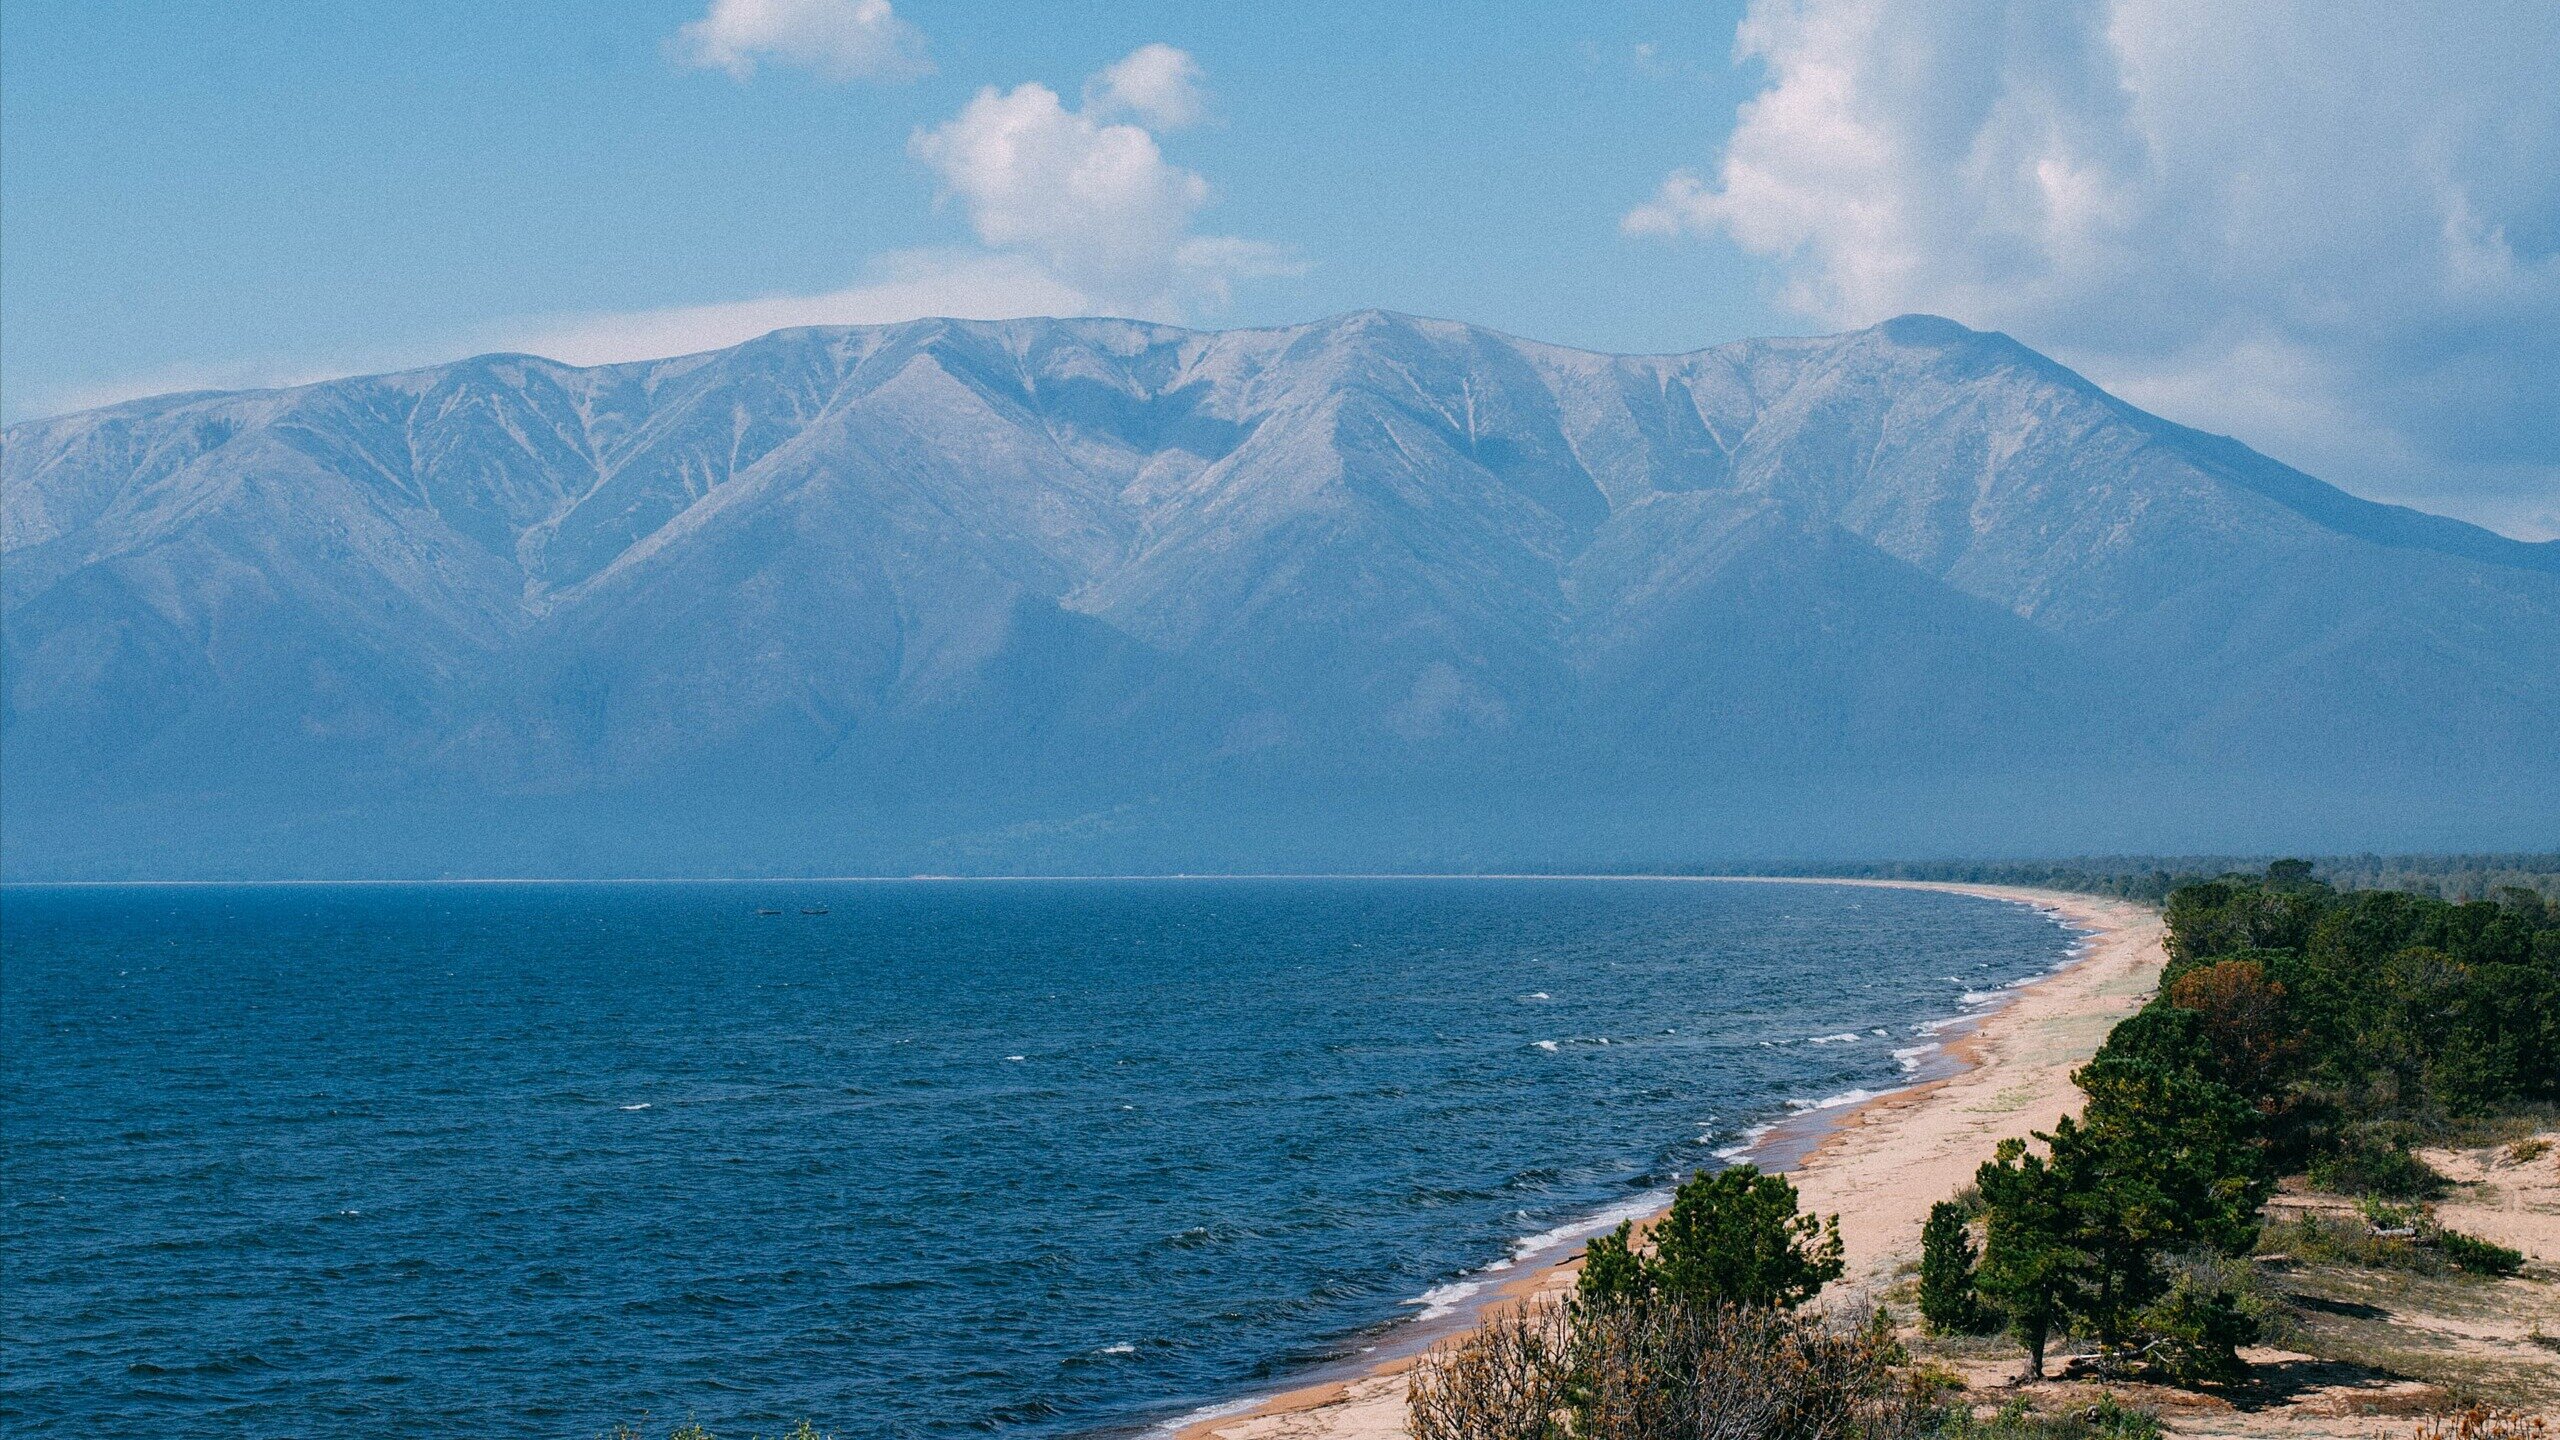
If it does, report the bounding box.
[5,311,2554,878]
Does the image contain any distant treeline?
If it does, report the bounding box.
[1713,853,2560,905]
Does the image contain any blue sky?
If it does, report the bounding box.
[5,1,2555,537]
[1,2,1778,399]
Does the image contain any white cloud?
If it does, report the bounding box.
[1086,42,1207,130]
[9,358,364,421]
[672,0,929,83]
[910,50,1294,318]
[18,46,1296,419]
[514,48,1295,361]
[1632,0,2560,539]
[8,254,1088,419]
[490,251,1097,366]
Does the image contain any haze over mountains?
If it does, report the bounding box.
[5,312,2554,879]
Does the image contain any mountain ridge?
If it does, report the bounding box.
[6,312,2553,878]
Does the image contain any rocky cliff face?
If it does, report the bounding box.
[7,311,2553,876]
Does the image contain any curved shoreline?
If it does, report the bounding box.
[1167,880,2167,1440]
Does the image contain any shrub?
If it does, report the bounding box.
[1578,1164,1845,1311]
[1939,1394,2164,1440]
[1404,1300,1575,1440]
[2435,1228,2524,1278]
[2309,1131,2448,1200]
[2256,1211,2522,1278]
[2137,1271,2261,1384]
[2257,1212,2440,1273]
[1409,1295,1927,1440]
[2506,1136,2551,1164]
[2358,1196,2423,1230]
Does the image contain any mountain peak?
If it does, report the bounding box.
[1871,312,1984,347]
[7,310,2553,877]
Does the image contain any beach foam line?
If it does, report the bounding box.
[1713,1119,1781,1160]
[1786,1086,1890,1114]
[1484,1190,1669,1273]
[1155,1392,1275,1436]
[1401,1279,1485,1321]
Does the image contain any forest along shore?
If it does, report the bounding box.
[1176,882,2165,1440]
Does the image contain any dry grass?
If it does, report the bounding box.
[2413,1407,2554,1440]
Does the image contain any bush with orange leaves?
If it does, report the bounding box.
[2163,959,2299,1099]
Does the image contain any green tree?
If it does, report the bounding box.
[2064,1044,2267,1358]
[1918,1199,1997,1335]
[1976,1130,2083,1379]
[1576,1220,1648,1302]
[1573,1167,1845,1312]
[2164,959,2298,1100]
[2079,1048,2266,1233]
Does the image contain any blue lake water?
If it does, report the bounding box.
[1,878,2077,1437]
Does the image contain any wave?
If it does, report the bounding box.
[1713,1119,1780,1160]
[1402,1278,1486,1321]
[1786,1086,1888,1114]
[1152,1393,1272,1435]
[1486,1191,1669,1273]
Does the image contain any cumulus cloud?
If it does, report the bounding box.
[510,46,1285,366]
[673,0,929,83]
[1630,0,2560,539]
[20,46,1294,416]
[1086,42,1208,130]
[911,52,1294,318]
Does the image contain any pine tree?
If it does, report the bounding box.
[1976,1130,2084,1379]
[1576,1220,1648,1302]
[1646,1163,1844,1310]
[1918,1199,1996,1334]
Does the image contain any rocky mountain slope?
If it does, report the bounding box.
[6,312,2553,876]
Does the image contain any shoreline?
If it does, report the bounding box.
[1167,879,2167,1440]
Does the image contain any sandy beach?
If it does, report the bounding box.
[1177,880,2167,1440]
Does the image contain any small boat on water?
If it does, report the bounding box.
[800,906,830,915]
